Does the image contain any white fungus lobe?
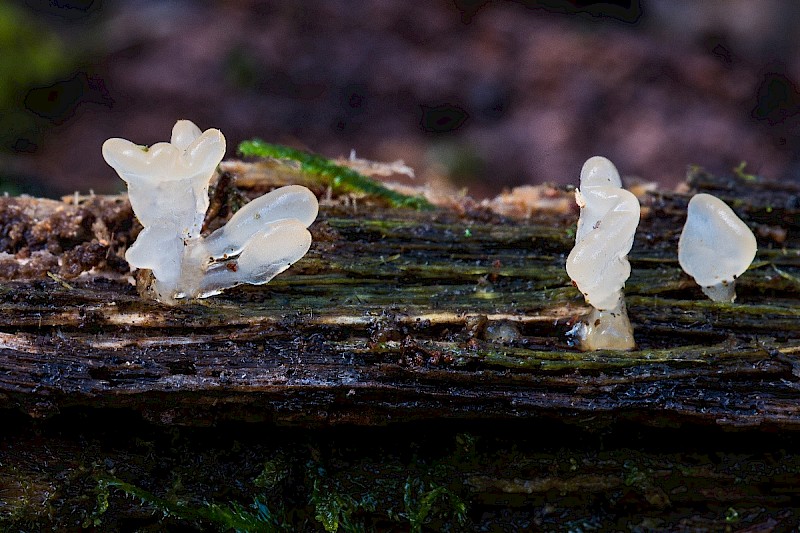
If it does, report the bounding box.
[103,120,318,304]
[565,156,640,351]
[678,193,757,302]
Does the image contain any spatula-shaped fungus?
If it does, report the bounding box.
[678,193,757,302]
[103,120,318,304]
[566,156,640,350]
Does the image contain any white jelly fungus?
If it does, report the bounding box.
[103,120,318,304]
[678,193,757,302]
[566,156,640,350]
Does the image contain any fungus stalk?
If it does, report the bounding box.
[565,156,640,351]
[678,193,757,302]
[103,120,318,304]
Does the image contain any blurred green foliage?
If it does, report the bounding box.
[0,3,71,152]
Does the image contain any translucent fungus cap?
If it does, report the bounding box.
[102,120,318,304]
[580,155,622,188]
[678,193,757,302]
[566,156,640,311]
[102,120,225,236]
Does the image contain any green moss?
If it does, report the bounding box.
[0,4,71,151]
[309,466,377,533]
[254,456,291,490]
[89,442,472,533]
[95,476,286,532]
[732,161,758,182]
[238,140,433,210]
[0,464,56,524]
[396,477,467,533]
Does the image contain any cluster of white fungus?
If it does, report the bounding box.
[566,156,640,351]
[565,157,760,351]
[103,120,318,304]
[678,193,757,302]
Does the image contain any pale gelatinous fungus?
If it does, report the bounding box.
[678,193,757,302]
[103,120,318,304]
[566,156,641,350]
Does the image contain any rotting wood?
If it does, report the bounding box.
[0,165,798,430]
[2,163,800,531]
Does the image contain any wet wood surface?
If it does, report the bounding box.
[2,163,800,530]
[0,164,798,430]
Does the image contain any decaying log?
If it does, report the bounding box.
[1,161,800,530]
[0,164,798,429]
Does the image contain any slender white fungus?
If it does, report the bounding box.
[103,120,318,304]
[566,156,640,351]
[678,193,757,302]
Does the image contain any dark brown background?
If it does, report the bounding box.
[3,0,800,197]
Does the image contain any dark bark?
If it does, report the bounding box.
[1,165,798,429]
[1,163,799,530]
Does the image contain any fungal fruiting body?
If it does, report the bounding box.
[678,193,757,302]
[565,156,641,350]
[103,120,318,304]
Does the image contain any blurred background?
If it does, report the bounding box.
[2,0,800,198]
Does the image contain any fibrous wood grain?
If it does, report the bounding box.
[2,163,800,531]
[0,164,798,430]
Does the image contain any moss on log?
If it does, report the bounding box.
[0,165,798,429]
[1,162,799,530]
